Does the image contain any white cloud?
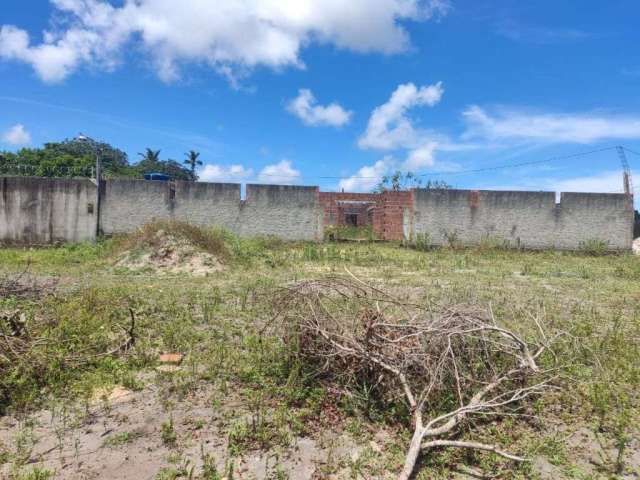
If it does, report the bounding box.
[0,0,450,84]
[495,21,590,45]
[199,164,253,182]
[463,105,640,144]
[547,170,630,194]
[403,141,437,171]
[2,123,31,145]
[258,159,301,184]
[358,81,444,150]
[287,89,352,127]
[338,156,392,192]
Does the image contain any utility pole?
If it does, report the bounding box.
[617,146,633,199]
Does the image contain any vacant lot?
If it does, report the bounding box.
[1,226,639,480]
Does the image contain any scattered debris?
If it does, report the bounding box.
[159,352,184,364]
[91,385,134,405]
[0,267,58,300]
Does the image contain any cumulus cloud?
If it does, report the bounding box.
[403,141,438,171]
[0,0,450,84]
[546,170,629,194]
[199,164,253,182]
[345,82,449,189]
[463,105,640,144]
[258,159,301,184]
[287,89,352,127]
[358,82,444,150]
[338,157,392,192]
[2,123,31,145]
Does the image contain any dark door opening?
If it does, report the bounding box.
[345,213,358,227]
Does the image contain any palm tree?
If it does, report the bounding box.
[184,150,202,178]
[138,148,161,163]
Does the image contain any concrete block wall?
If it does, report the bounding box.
[100,179,242,234]
[100,179,173,234]
[238,184,322,240]
[0,176,633,248]
[99,179,322,241]
[0,176,97,244]
[554,192,633,250]
[412,189,634,250]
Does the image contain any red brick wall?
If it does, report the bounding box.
[379,190,413,241]
[319,190,413,240]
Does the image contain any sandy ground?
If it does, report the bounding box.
[115,230,223,276]
[0,374,369,480]
[2,373,638,479]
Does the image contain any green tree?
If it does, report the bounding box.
[374,171,450,193]
[183,150,202,179]
[135,149,195,181]
[1,140,197,181]
[138,148,161,163]
[375,171,421,192]
[1,137,135,178]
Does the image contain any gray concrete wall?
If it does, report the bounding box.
[412,189,634,250]
[99,179,243,234]
[0,177,97,244]
[99,179,322,241]
[99,179,172,234]
[239,184,322,240]
[1,176,632,248]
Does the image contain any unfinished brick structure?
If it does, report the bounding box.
[319,191,414,240]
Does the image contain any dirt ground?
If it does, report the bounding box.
[1,375,638,480]
[0,375,374,480]
[114,229,223,276]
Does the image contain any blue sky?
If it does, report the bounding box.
[1,0,639,198]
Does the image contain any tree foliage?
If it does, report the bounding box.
[0,139,195,180]
[375,171,451,192]
[184,150,202,179]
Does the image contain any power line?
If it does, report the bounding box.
[1,145,623,182]
[623,146,640,158]
[257,145,618,180]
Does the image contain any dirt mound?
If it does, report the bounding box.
[633,238,640,255]
[115,228,224,276]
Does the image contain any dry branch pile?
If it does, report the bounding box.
[273,274,560,479]
[0,269,137,413]
[0,267,57,300]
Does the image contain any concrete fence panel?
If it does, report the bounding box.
[0,176,97,244]
[412,188,633,250]
[239,184,322,241]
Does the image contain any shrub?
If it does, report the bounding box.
[443,229,461,249]
[478,235,509,251]
[579,238,609,256]
[414,233,432,251]
[161,417,177,447]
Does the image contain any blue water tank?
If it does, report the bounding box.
[144,172,170,181]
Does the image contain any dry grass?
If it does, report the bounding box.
[112,220,230,261]
[0,229,638,479]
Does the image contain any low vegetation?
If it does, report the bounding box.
[0,224,638,479]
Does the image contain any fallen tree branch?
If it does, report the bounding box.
[272,276,560,480]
